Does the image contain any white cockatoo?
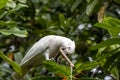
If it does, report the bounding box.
[12,35,75,80]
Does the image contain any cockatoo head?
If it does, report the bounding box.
[61,40,75,55]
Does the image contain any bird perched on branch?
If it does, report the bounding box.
[12,35,75,80]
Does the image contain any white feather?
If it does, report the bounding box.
[12,35,75,80]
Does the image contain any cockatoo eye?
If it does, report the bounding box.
[68,47,71,50]
[62,47,66,50]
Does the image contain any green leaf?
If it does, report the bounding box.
[59,14,65,27]
[71,0,82,12]
[104,17,120,27]
[96,47,120,63]
[76,61,98,73]
[113,0,120,4]
[0,0,8,10]
[0,11,7,19]
[95,23,115,30]
[0,21,6,26]
[94,17,120,37]
[0,20,17,27]
[0,51,21,74]
[14,52,23,64]
[110,66,119,80]
[0,27,28,37]
[109,17,120,26]
[43,60,70,76]
[86,0,99,16]
[103,52,120,71]
[79,78,98,80]
[6,0,16,9]
[90,38,120,50]
[31,76,63,80]
[95,23,120,37]
[14,3,28,10]
[18,0,27,4]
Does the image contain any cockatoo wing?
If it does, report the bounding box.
[20,39,48,65]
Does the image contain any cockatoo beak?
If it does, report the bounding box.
[59,47,74,67]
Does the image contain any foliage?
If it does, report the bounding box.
[91,38,120,50]
[0,51,21,74]
[43,60,70,76]
[0,0,8,10]
[0,27,28,37]
[0,0,120,80]
[95,17,120,37]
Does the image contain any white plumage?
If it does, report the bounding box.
[12,35,75,80]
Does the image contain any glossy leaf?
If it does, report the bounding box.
[71,0,82,12]
[0,11,7,19]
[14,3,28,10]
[0,20,17,27]
[110,66,119,80]
[18,0,27,4]
[76,61,98,73]
[0,0,8,10]
[91,38,120,50]
[79,78,98,80]
[31,76,63,80]
[59,14,65,27]
[0,27,28,37]
[103,52,120,71]
[43,60,70,76]
[95,17,120,37]
[0,51,21,74]
[86,0,99,16]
